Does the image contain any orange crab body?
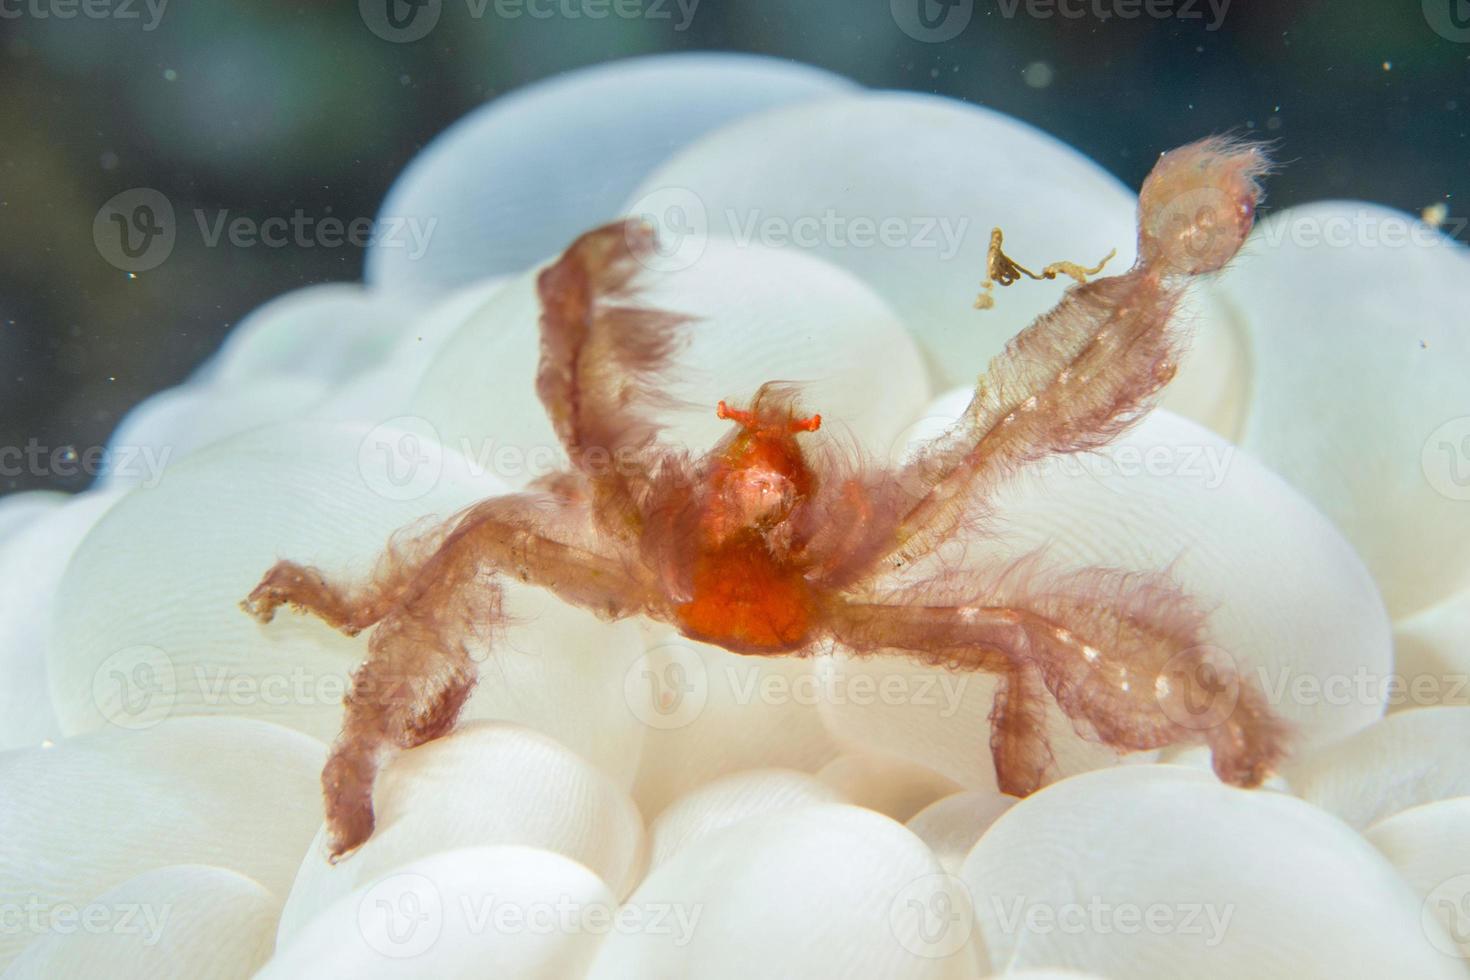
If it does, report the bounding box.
[676,530,814,653]
[673,399,822,653]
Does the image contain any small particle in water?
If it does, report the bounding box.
[1265,115,1282,131]
[1381,61,1392,71]
[1022,61,1054,89]
[163,68,177,81]
[1422,202,1449,228]
[100,150,118,171]
[399,73,411,86]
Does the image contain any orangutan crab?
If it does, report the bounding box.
[244,137,1290,860]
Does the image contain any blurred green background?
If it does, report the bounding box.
[1,0,1465,493]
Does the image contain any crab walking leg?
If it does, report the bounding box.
[242,547,436,638]
[243,497,652,858]
[825,600,1056,795]
[866,138,1270,575]
[987,660,1055,796]
[830,560,1290,793]
[320,582,488,860]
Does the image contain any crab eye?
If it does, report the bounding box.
[715,400,821,435]
[716,400,757,428]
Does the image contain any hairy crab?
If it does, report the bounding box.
[244,137,1289,860]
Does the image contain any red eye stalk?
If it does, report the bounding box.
[716,400,756,427]
[716,400,821,434]
[788,413,821,433]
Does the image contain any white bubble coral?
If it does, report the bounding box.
[2,52,1468,979]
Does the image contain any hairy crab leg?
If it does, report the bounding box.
[243,495,653,859]
[859,138,1270,579]
[829,555,1290,794]
[536,220,692,545]
[987,662,1055,796]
